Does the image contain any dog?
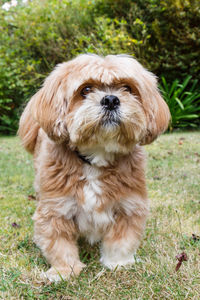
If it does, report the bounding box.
[18,54,170,282]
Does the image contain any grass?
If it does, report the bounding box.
[0,132,200,299]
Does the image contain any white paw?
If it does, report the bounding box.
[41,269,63,282]
[100,254,136,269]
[41,262,85,282]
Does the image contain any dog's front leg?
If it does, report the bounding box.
[100,214,147,269]
[33,204,85,282]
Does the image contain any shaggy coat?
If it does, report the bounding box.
[18,54,170,281]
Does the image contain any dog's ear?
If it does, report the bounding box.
[137,72,171,145]
[31,63,69,142]
[18,98,40,153]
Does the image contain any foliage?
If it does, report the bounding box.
[0,0,95,134]
[94,0,200,82]
[159,76,200,130]
[0,0,200,134]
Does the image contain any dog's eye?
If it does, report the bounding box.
[81,86,93,97]
[123,85,132,93]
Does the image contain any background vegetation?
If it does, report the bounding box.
[0,0,199,134]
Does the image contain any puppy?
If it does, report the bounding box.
[18,54,170,282]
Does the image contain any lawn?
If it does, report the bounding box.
[0,132,199,299]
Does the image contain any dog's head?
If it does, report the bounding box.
[31,54,170,155]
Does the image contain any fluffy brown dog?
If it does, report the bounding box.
[19,54,170,281]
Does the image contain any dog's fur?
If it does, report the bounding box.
[18,54,170,281]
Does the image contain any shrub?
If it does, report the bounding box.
[0,0,139,134]
[0,0,199,134]
[159,76,200,130]
[0,0,95,134]
[93,0,200,82]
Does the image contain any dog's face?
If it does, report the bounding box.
[31,54,170,155]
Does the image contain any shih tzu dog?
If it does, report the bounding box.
[18,54,170,282]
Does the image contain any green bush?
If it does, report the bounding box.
[159,76,200,130]
[0,0,139,134]
[94,0,200,82]
[0,0,95,134]
[0,0,199,134]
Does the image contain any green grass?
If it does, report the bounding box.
[0,132,200,299]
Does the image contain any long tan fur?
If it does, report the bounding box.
[18,98,40,153]
[18,54,170,282]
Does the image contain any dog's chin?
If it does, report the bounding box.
[101,110,121,128]
[67,116,141,163]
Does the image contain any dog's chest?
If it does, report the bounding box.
[76,165,114,244]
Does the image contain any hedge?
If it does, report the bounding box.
[0,0,199,134]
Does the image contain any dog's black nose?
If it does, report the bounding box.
[100,95,120,110]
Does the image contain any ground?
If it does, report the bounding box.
[0,132,199,299]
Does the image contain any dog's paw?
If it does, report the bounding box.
[42,268,64,282]
[42,262,86,282]
[100,254,136,270]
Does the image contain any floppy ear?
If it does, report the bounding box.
[31,63,69,142]
[138,72,171,145]
[18,98,40,153]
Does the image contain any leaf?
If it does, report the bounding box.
[11,222,20,228]
[28,194,36,201]
[169,79,179,97]
[176,114,199,120]
[181,76,192,92]
[175,252,188,272]
[175,97,184,110]
[159,76,200,130]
